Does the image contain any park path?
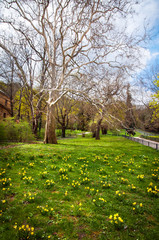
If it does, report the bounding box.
[123,135,159,150]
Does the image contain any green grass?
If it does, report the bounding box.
[0,135,159,240]
[140,135,159,143]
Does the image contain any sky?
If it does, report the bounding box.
[135,0,159,71]
[126,0,159,104]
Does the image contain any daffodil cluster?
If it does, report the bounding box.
[71,202,83,216]
[137,175,144,180]
[109,213,124,228]
[71,180,80,189]
[59,174,69,181]
[132,202,143,213]
[115,154,125,163]
[115,170,123,175]
[44,179,55,189]
[128,168,134,174]
[101,180,111,189]
[37,205,54,216]
[62,155,71,162]
[50,165,57,170]
[40,171,48,179]
[120,177,129,184]
[93,155,101,162]
[81,176,90,185]
[19,168,27,179]
[151,167,159,181]
[78,157,86,162]
[0,177,12,187]
[24,192,37,202]
[85,187,98,196]
[93,197,107,207]
[128,184,136,191]
[115,190,126,200]
[28,162,34,168]
[0,168,6,177]
[64,164,74,172]
[23,176,34,184]
[13,223,35,239]
[59,168,67,175]
[147,182,159,197]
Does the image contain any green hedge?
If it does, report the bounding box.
[0,118,35,143]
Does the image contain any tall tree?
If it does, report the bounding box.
[125,83,136,129]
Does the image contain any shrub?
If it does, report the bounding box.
[0,118,35,142]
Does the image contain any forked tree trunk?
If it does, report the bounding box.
[44,104,57,144]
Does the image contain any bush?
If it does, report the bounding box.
[0,118,35,143]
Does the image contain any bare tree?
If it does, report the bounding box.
[85,67,128,139]
[0,39,48,136]
[0,51,22,117]
[56,95,76,138]
[0,0,146,143]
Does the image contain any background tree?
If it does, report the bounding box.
[0,52,21,117]
[125,83,136,129]
[0,39,48,137]
[86,68,127,140]
[136,62,159,132]
[56,96,76,138]
[75,100,96,132]
[149,77,159,121]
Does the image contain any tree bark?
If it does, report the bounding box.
[96,118,103,140]
[44,104,57,144]
[32,116,39,137]
[62,126,66,138]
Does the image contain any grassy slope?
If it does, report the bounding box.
[0,135,159,240]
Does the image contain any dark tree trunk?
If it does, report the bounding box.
[17,89,23,120]
[32,116,39,137]
[62,126,66,138]
[96,118,103,140]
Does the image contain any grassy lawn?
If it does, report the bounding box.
[0,135,159,240]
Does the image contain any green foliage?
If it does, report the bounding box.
[0,118,35,142]
[0,123,7,142]
[149,78,159,121]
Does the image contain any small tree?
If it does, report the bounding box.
[149,77,159,121]
[56,96,76,138]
